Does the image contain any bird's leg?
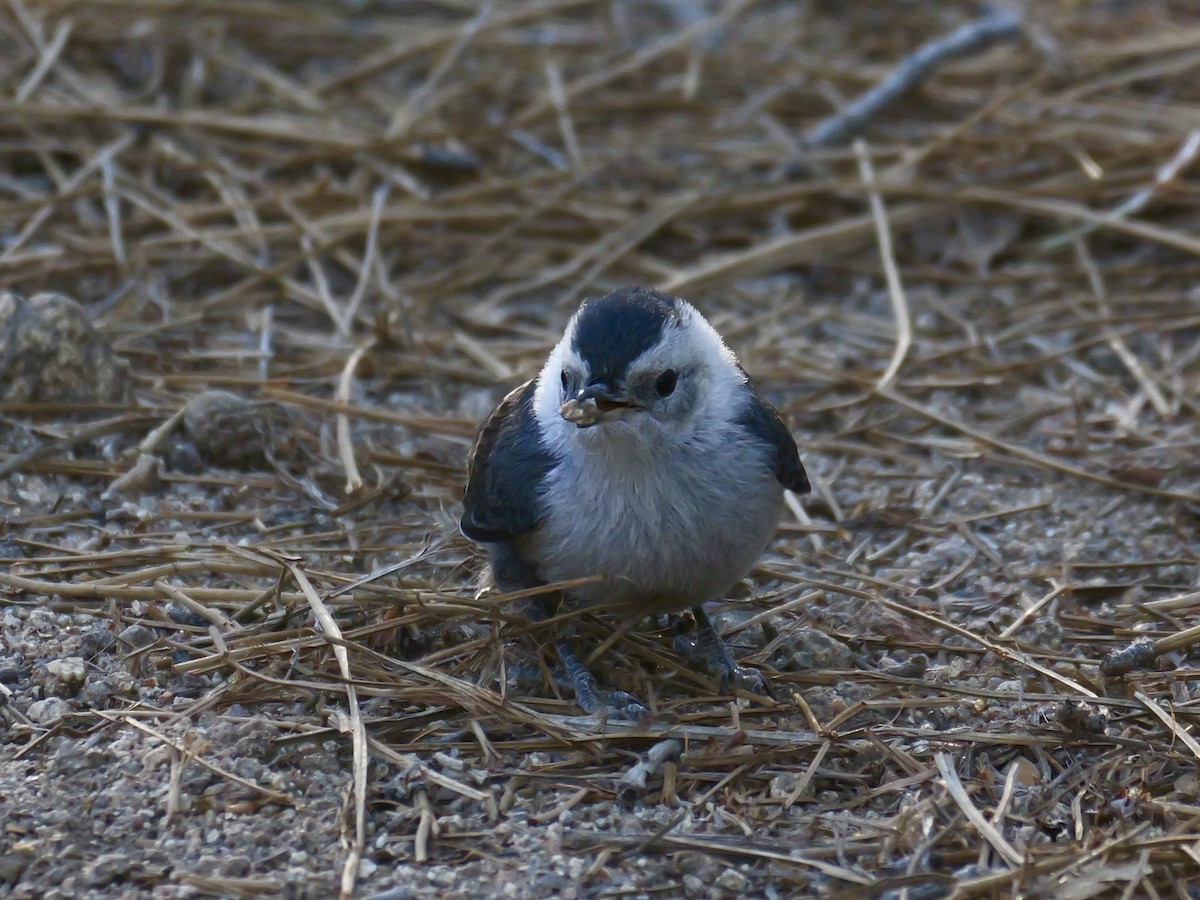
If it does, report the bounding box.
[554,639,649,721]
[501,594,560,691]
[676,605,766,695]
[520,594,648,720]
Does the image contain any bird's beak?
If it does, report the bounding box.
[560,383,644,428]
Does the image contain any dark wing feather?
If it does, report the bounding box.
[737,379,810,494]
[461,379,556,543]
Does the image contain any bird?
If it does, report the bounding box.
[460,286,809,718]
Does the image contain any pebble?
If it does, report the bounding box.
[0,291,129,404]
[83,853,130,887]
[780,628,853,670]
[183,390,273,468]
[27,697,68,724]
[117,624,155,650]
[45,657,86,695]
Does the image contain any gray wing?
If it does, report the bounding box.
[737,380,810,494]
[460,379,556,543]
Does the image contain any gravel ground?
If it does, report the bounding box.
[5,270,1200,897]
[4,1,1200,897]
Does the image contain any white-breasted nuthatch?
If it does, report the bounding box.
[462,286,808,717]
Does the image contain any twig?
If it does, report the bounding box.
[302,233,341,336]
[14,18,71,102]
[855,139,911,391]
[283,561,367,900]
[568,831,871,884]
[806,8,1022,146]
[1073,237,1171,418]
[784,491,823,553]
[783,740,831,808]
[935,753,1024,867]
[1134,691,1200,762]
[386,2,493,140]
[101,153,126,268]
[135,406,185,456]
[1041,130,1200,251]
[617,738,682,808]
[155,580,235,630]
[955,184,1200,258]
[258,304,274,382]
[538,716,829,746]
[998,582,1068,640]
[880,386,1200,505]
[0,414,155,480]
[98,712,293,805]
[513,0,754,126]
[659,203,939,294]
[545,60,582,169]
[0,132,135,261]
[339,184,389,333]
[336,342,373,495]
[101,452,160,500]
[531,786,591,823]
[864,590,1098,699]
[414,788,438,863]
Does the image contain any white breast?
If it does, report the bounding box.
[525,410,784,615]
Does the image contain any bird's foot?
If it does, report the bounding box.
[556,640,649,721]
[675,607,766,696]
[505,661,544,693]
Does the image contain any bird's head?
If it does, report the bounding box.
[533,287,745,447]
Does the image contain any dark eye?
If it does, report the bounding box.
[560,370,570,392]
[655,369,678,397]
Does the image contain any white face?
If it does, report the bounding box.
[533,298,747,450]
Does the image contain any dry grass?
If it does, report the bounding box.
[3,0,1200,896]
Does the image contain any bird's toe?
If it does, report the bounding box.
[722,664,767,696]
[601,691,650,722]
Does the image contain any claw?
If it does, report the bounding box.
[678,606,767,697]
[599,690,651,722]
[724,664,766,695]
[556,640,649,720]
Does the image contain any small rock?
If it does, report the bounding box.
[27,697,68,724]
[0,850,32,885]
[78,627,116,658]
[117,624,155,650]
[1056,699,1108,735]
[78,677,115,709]
[183,390,274,468]
[166,604,210,628]
[357,858,378,879]
[218,856,253,878]
[45,657,87,696]
[161,434,205,473]
[231,758,263,781]
[879,652,928,679]
[714,868,748,892]
[0,291,129,404]
[365,888,416,900]
[83,853,130,887]
[0,539,27,559]
[768,771,803,800]
[781,628,854,671]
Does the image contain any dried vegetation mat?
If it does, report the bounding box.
[3,1,1200,897]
